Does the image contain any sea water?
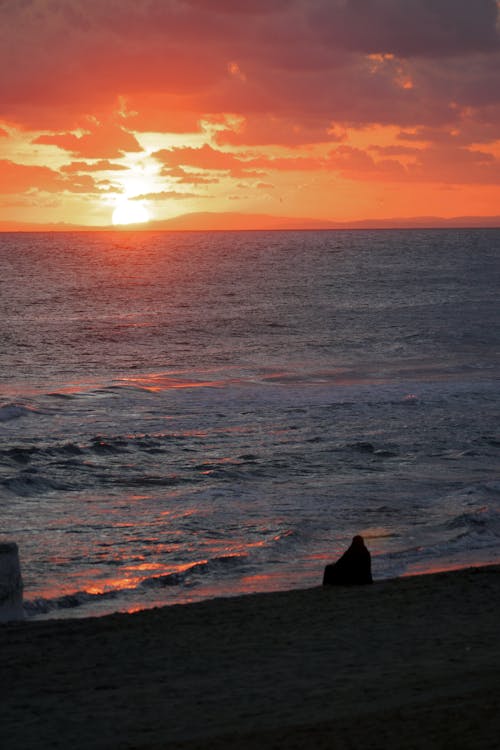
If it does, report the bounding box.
[0,228,499,619]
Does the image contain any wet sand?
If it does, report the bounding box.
[2,565,500,749]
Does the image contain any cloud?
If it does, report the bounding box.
[0,0,498,206]
[250,154,325,172]
[60,160,129,173]
[154,144,334,178]
[33,122,141,158]
[0,1,233,127]
[308,0,499,57]
[61,174,105,193]
[370,144,422,156]
[184,0,292,14]
[131,190,207,201]
[0,160,61,194]
[325,142,500,185]
[398,113,500,146]
[1,195,60,208]
[164,166,220,184]
[409,145,500,184]
[1,0,498,137]
[215,115,347,147]
[0,159,103,194]
[153,135,500,187]
[153,144,263,177]
[119,99,203,135]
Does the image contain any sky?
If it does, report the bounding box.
[0,0,499,228]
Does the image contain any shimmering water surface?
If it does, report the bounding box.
[1,229,499,619]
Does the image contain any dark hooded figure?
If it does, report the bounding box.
[323,535,373,585]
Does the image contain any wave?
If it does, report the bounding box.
[443,506,500,545]
[1,472,68,496]
[331,441,400,458]
[374,500,500,580]
[0,402,37,421]
[141,554,245,588]
[1,442,83,463]
[0,433,170,463]
[23,553,249,617]
[24,588,120,617]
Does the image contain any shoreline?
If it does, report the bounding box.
[22,553,500,623]
[3,563,500,748]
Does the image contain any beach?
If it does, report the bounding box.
[2,564,500,749]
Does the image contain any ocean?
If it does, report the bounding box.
[1,228,499,619]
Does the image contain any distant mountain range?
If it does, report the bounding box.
[1,211,499,232]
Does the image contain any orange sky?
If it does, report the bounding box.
[1,0,499,228]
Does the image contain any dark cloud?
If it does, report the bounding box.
[183,0,292,13]
[309,0,499,58]
[0,0,498,151]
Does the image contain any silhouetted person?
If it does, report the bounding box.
[323,535,373,585]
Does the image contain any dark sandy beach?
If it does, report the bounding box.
[2,565,500,749]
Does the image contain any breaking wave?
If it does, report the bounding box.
[23,553,249,617]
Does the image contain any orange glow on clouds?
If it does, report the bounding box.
[0,1,499,229]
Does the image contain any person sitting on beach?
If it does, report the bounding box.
[323,535,373,586]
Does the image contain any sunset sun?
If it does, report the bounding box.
[112,200,150,226]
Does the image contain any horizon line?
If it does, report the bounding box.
[1,211,499,233]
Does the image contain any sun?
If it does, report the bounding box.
[112,200,150,226]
